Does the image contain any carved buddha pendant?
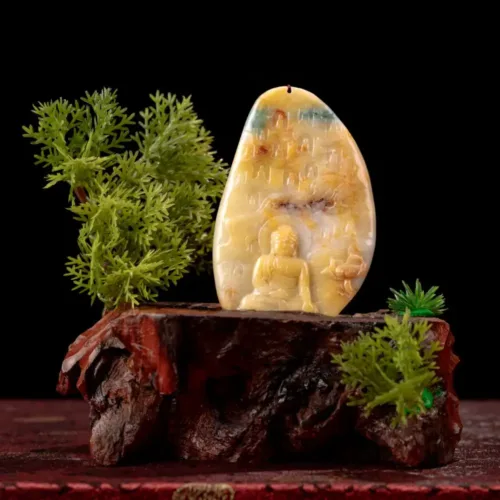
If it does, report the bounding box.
[213,86,376,317]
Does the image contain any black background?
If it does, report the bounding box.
[2,31,496,400]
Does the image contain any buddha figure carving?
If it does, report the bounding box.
[213,86,376,316]
[239,224,318,313]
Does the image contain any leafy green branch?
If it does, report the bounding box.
[388,279,446,317]
[331,311,443,427]
[23,88,228,309]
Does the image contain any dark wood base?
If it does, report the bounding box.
[57,303,462,468]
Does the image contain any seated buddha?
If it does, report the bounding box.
[238,225,318,313]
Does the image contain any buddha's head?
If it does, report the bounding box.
[270,225,298,257]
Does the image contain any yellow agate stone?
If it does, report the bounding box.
[213,86,376,317]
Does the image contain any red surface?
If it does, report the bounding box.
[0,399,499,498]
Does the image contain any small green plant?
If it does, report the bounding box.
[331,311,443,427]
[23,89,227,310]
[387,279,446,317]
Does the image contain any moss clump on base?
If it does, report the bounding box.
[331,311,443,427]
[387,279,446,317]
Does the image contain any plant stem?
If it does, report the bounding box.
[74,186,88,203]
[102,302,133,317]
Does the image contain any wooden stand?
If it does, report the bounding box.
[57,303,462,467]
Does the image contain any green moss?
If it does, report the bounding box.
[421,387,434,409]
[387,279,446,317]
[331,311,443,427]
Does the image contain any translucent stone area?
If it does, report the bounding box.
[213,86,376,317]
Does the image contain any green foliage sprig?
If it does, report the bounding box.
[23,89,227,309]
[331,311,443,427]
[387,279,446,317]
